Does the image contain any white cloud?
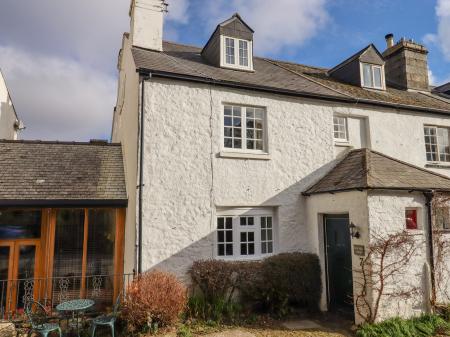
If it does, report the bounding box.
[436,0,450,61]
[201,0,329,55]
[0,46,115,141]
[429,69,437,86]
[166,0,190,24]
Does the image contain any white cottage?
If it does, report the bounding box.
[0,69,22,140]
[112,0,450,323]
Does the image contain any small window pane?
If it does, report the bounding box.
[225,38,235,64]
[362,63,373,87]
[224,127,232,137]
[218,217,233,256]
[333,116,348,140]
[405,209,418,230]
[373,67,382,88]
[0,210,42,239]
[239,40,249,67]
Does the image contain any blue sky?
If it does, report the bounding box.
[0,0,449,141]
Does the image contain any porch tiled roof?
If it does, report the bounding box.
[0,140,127,206]
[304,148,450,195]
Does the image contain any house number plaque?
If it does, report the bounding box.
[353,244,365,256]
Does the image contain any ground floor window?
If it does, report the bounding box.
[216,208,275,259]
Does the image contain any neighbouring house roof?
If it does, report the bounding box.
[0,140,127,206]
[434,82,450,96]
[303,148,450,195]
[132,41,450,115]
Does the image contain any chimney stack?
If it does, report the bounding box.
[129,0,166,51]
[385,33,394,48]
[382,34,429,91]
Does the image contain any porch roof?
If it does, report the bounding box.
[303,148,450,195]
[0,140,127,206]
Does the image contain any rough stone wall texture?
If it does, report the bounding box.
[138,77,450,315]
[367,191,429,321]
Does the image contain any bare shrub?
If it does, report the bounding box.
[121,270,187,332]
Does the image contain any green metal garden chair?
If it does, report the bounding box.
[25,300,62,337]
[91,293,121,337]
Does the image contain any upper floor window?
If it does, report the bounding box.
[221,36,253,71]
[361,63,384,89]
[223,105,266,152]
[216,208,275,259]
[424,126,450,162]
[333,116,348,141]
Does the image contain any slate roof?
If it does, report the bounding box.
[0,140,127,206]
[304,148,450,195]
[132,41,450,114]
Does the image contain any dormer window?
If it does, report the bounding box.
[361,63,384,89]
[221,36,253,71]
[202,13,255,72]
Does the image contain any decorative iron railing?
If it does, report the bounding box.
[0,273,134,320]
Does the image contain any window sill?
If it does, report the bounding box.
[425,163,450,169]
[219,151,271,160]
[216,254,274,262]
[334,141,351,147]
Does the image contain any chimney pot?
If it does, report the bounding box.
[385,33,394,48]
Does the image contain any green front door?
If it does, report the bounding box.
[324,214,354,314]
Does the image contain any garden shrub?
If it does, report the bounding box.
[122,270,187,333]
[356,315,450,337]
[189,253,322,319]
[190,260,238,302]
[263,253,322,311]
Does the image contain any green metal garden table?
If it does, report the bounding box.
[56,299,95,336]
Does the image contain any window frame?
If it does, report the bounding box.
[405,208,422,231]
[215,208,276,260]
[333,115,349,142]
[424,125,450,163]
[222,104,267,154]
[360,62,385,90]
[220,35,253,71]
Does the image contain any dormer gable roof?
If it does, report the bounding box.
[218,13,254,34]
[202,13,254,56]
[329,44,384,75]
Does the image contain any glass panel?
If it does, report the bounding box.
[225,38,235,64]
[17,245,36,309]
[0,210,41,239]
[362,63,373,87]
[405,209,418,230]
[86,209,116,305]
[0,247,10,311]
[53,209,84,300]
[373,66,382,88]
[239,40,248,66]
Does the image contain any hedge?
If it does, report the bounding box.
[189,252,322,316]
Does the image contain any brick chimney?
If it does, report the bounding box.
[382,34,429,91]
[129,0,166,51]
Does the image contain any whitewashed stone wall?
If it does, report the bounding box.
[367,191,430,321]
[136,76,450,317]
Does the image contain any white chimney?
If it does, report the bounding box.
[130,0,165,51]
